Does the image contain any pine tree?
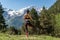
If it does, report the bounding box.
[30,8,40,34]
[0,3,7,31]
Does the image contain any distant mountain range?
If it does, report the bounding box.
[3,6,42,29]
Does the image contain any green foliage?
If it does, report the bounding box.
[48,0,60,14]
[40,6,54,35]
[48,0,60,37]
[54,13,60,37]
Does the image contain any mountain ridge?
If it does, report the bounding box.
[3,6,41,28]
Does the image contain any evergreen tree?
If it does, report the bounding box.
[30,8,40,34]
[49,0,60,14]
[0,3,7,31]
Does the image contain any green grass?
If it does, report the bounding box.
[0,33,60,40]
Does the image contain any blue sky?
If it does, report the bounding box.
[0,0,56,10]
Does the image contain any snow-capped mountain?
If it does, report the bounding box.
[3,6,41,29]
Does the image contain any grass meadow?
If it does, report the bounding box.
[0,33,60,40]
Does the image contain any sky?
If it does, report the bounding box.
[0,0,56,10]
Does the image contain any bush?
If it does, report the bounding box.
[6,27,19,35]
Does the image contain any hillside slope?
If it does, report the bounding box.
[48,0,60,14]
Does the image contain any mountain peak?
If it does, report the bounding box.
[3,6,41,28]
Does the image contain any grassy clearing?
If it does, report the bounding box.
[0,33,60,40]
